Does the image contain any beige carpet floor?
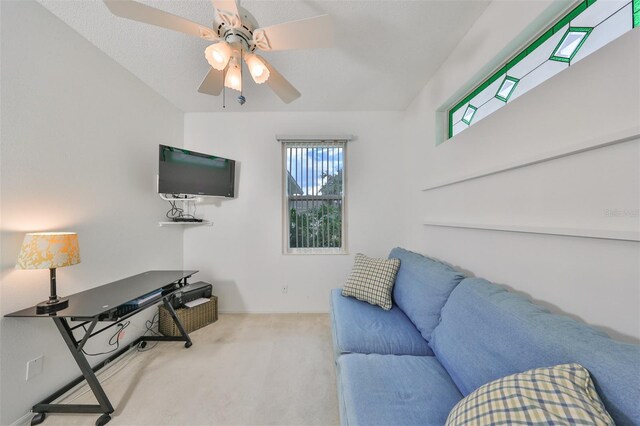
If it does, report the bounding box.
[28,314,339,426]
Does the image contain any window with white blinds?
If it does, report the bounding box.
[282,140,346,254]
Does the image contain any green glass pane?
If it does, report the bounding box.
[549,27,592,63]
[446,0,637,140]
[495,76,520,102]
[461,105,477,125]
[448,0,592,119]
[449,109,454,140]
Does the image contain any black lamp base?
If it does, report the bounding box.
[36,297,69,314]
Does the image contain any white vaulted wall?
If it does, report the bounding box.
[401,3,640,342]
[1,0,639,424]
[0,2,184,424]
[182,112,405,313]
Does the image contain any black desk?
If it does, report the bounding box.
[6,270,198,426]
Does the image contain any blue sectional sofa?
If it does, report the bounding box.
[330,248,640,425]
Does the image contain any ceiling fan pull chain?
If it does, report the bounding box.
[238,49,246,105]
[103,0,327,105]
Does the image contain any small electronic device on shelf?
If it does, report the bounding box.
[171,217,203,223]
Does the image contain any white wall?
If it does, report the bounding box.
[401,3,640,342]
[0,2,184,424]
[183,112,404,313]
[1,1,638,424]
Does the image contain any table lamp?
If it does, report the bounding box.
[16,232,80,314]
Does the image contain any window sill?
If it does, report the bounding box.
[284,249,349,256]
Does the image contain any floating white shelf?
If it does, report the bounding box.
[422,220,639,242]
[422,127,640,192]
[158,221,213,227]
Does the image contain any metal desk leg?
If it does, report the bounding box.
[162,298,193,348]
[31,317,114,426]
[140,298,193,348]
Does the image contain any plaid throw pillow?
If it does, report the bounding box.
[342,253,400,310]
[446,363,614,426]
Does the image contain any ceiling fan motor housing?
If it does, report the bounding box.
[215,7,259,52]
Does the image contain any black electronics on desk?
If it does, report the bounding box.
[112,288,165,319]
[168,281,212,309]
[5,270,198,426]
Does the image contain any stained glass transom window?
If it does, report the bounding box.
[448,0,638,139]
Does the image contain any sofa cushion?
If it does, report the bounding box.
[330,288,432,358]
[446,363,614,426]
[430,278,640,425]
[337,354,462,426]
[389,247,465,341]
[342,253,400,310]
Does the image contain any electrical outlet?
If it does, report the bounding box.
[26,356,44,381]
[281,285,288,294]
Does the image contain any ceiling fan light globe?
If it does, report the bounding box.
[250,64,270,84]
[245,54,270,84]
[205,42,232,71]
[224,65,242,92]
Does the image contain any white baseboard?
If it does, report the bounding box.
[218,310,329,314]
[10,411,32,426]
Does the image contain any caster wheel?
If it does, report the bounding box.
[31,412,46,426]
[96,414,111,426]
[184,341,193,348]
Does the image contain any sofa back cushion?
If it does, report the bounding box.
[429,278,640,425]
[389,248,465,342]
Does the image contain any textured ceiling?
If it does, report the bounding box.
[38,0,489,112]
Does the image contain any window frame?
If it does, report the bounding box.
[279,137,350,255]
[447,0,639,141]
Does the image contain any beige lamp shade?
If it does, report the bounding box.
[16,232,80,270]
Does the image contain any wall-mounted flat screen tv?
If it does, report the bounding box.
[158,144,235,197]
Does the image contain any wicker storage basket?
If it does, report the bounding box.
[159,296,218,336]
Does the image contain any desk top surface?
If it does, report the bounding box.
[5,270,198,319]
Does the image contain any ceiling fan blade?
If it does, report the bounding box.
[257,55,301,103]
[255,15,333,51]
[198,67,225,96]
[211,0,239,17]
[103,0,218,40]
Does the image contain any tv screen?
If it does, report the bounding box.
[158,145,235,197]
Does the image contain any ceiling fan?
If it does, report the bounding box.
[103,0,333,105]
